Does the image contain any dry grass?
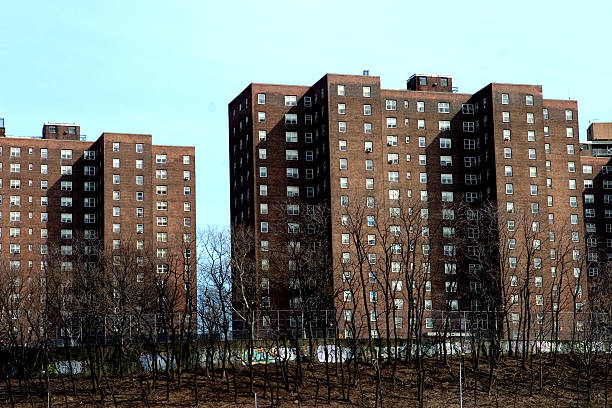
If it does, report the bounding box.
[1,355,609,407]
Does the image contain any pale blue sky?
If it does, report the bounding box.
[1,0,611,228]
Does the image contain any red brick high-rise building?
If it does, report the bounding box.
[580,122,612,312]
[0,118,196,339]
[229,72,588,339]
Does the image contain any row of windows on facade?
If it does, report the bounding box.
[0,179,189,201]
[0,221,192,238]
[319,132,567,154]
[288,176,586,203]
[0,167,191,183]
[2,207,193,225]
[336,101,477,115]
[335,116,574,133]
[2,144,191,161]
[1,200,193,217]
[333,156,578,183]
[2,147,95,159]
[232,130,320,153]
[3,239,192,257]
[340,286,582,309]
[252,89,573,122]
[1,175,189,192]
[253,90,320,110]
[257,184,321,199]
[5,257,190,277]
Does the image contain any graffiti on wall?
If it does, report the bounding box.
[139,352,176,372]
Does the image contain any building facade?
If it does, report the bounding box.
[581,122,612,312]
[229,72,588,339]
[0,119,196,339]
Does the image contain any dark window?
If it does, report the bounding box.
[419,77,427,86]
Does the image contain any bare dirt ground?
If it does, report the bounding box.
[2,356,609,407]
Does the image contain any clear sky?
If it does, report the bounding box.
[1,0,611,228]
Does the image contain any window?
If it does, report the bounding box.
[438,102,450,113]
[526,94,534,105]
[112,142,120,152]
[285,150,298,160]
[440,156,452,166]
[387,135,398,146]
[439,120,451,131]
[529,149,536,159]
[565,109,573,120]
[502,111,510,122]
[504,147,512,158]
[463,121,475,132]
[363,104,371,115]
[386,117,397,128]
[60,149,73,159]
[527,130,536,142]
[566,127,574,138]
[501,93,509,104]
[362,86,371,97]
[284,95,297,106]
[81,165,95,176]
[337,85,345,96]
[386,99,397,110]
[60,165,72,175]
[417,119,425,129]
[416,101,424,112]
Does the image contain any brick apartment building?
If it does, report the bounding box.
[581,122,612,311]
[228,72,588,339]
[0,118,196,338]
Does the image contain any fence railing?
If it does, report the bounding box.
[2,309,608,346]
[230,309,611,341]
